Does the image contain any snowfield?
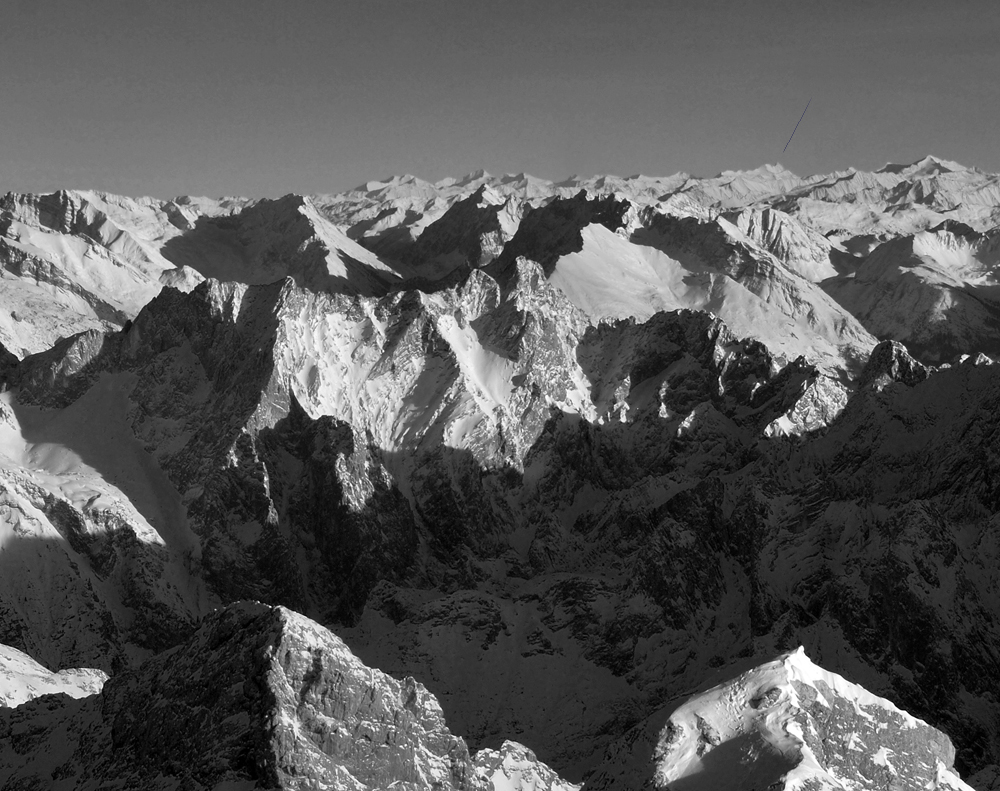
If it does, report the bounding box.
[1,156,999,790]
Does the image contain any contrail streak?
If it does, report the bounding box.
[783,98,811,154]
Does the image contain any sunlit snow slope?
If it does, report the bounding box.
[1,156,1000,790]
[653,647,971,790]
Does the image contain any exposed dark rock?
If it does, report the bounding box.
[0,602,485,790]
[858,339,932,391]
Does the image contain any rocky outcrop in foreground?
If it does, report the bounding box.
[0,602,496,790]
[2,157,1000,789]
[1,625,976,790]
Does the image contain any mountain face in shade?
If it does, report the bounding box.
[0,602,558,790]
[0,603,579,791]
[0,157,999,789]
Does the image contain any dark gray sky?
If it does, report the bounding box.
[2,0,997,197]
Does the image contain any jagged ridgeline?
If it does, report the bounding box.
[0,157,998,789]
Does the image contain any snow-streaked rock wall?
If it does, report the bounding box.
[0,602,491,790]
[1,156,1000,789]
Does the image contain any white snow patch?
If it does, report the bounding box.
[653,646,969,791]
[0,643,107,708]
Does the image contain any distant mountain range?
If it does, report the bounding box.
[1,157,999,789]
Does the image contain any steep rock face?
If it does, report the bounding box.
[0,602,484,790]
[347,338,1000,783]
[3,266,1000,784]
[3,160,1000,789]
[0,270,854,778]
[742,357,1000,779]
[1,628,966,791]
[858,339,932,391]
[651,647,972,790]
[574,311,830,436]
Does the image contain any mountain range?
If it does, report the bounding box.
[1,155,999,789]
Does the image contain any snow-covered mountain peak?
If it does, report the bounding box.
[475,741,581,791]
[879,155,968,177]
[470,183,507,207]
[352,173,437,200]
[653,647,972,790]
[717,162,797,179]
[461,168,492,183]
[4,157,1000,789]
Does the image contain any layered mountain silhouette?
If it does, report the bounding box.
[1,157,999,789]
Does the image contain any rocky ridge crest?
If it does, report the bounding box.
[2,158,1000,788]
